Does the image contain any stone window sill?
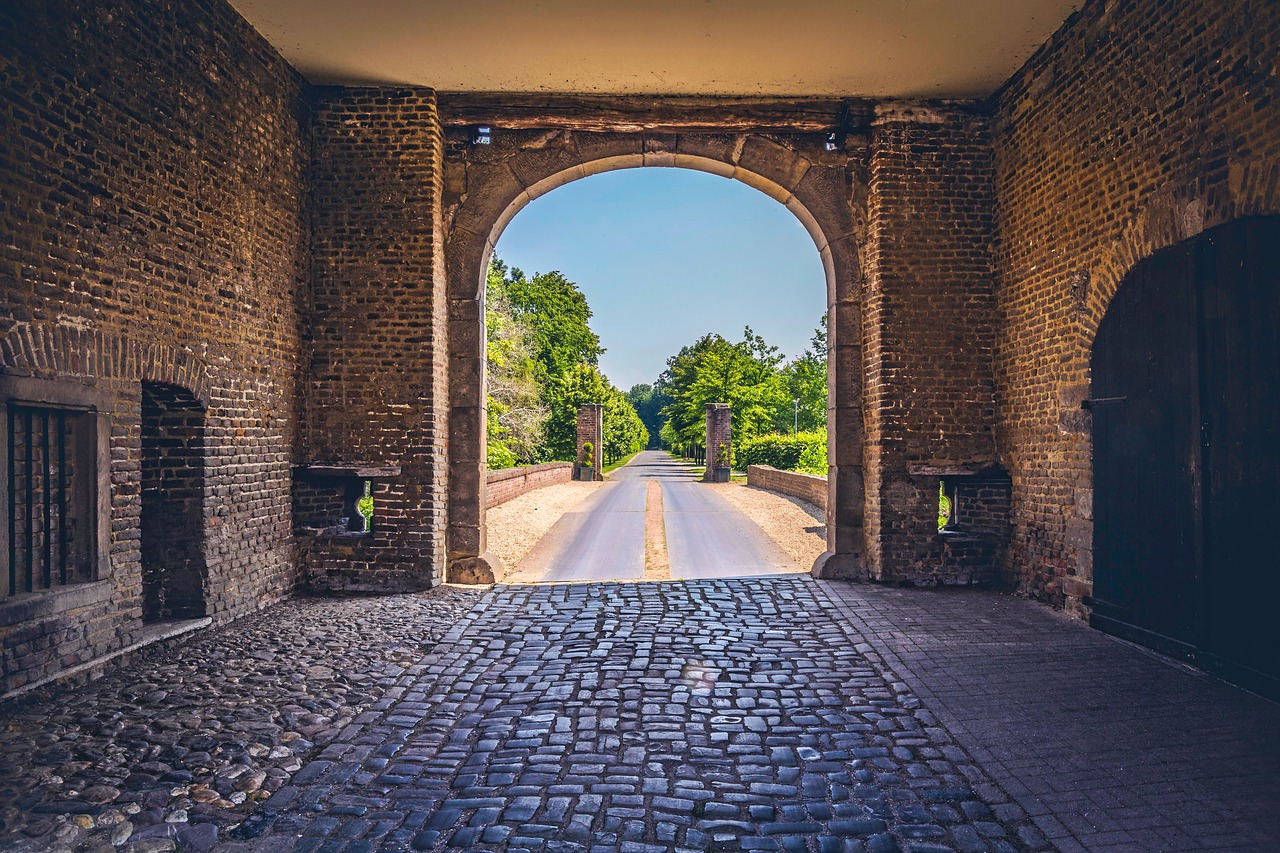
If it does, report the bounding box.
[0,580,113,627]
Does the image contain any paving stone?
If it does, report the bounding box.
[0,588,483,851]
[226,579,1033,850]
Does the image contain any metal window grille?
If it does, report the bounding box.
[5,404,95,599]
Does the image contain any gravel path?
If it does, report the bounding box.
[0,586,483,853]
[485,480,602,575]
[713,482,827,570]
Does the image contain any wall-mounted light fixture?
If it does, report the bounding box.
[472,125,492,145]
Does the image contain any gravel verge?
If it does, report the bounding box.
[486,480,602,574]
[0,585,483,853]
[713,481,827,569]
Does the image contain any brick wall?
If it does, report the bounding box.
[747,466,828,512]
[862,106,998,583]
[0,0,309,693]
[485,463,574,509]
[990,0,1280,612]
[305,88,449,592]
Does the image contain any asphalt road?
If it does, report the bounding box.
[513,451,796,582]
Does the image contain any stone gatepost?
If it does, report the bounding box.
[704,403,732,483]
[576,403,603,481]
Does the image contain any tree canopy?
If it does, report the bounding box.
[486,258,647,468]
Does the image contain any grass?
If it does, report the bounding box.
[602,450,642,474]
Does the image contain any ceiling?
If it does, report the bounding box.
[229,0,1082,98]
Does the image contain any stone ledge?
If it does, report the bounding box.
[1,616,210,703]
[0,580,113,628]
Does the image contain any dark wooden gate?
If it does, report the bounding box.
[1091,216,1280,700]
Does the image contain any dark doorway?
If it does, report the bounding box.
[1091,216,1280,699]
[140,382,207,622]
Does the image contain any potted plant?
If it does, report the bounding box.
[713,443,732,483]
[577,442,596,481]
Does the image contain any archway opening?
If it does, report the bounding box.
[140,382,208,623]
[480,166,829,582]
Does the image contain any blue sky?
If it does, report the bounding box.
[494,168,827,392]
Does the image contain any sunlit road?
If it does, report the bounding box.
[512,451,795,582]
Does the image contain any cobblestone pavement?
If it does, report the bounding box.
[0,587,485,853]
[821,583,1280,852]
[236,577,1033,853]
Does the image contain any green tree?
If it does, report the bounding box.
[657,329,789,451]
[603,386,649,463]
[778,315,828,433]
[626,383,669,449]
[486,260,547,467]
[502,264,604,384]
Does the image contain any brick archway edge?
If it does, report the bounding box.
[444,133,867,583]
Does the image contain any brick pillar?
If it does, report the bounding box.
[306,88,451,590]
[861,104,998,583]
[704,403,732,483]
[576,403,603,481]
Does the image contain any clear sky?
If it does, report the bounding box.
[493,167,827,392]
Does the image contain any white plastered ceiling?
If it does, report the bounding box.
[228,0,1081,98]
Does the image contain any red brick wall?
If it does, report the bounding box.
[0,0,309,692]
[747,466,828,512]
[305,88,449,592]
[991,0,1280,613]
[485,463,574,509]
[862,106,998,583]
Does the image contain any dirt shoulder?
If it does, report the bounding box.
[712,481,826,570]
[486,480,602,576]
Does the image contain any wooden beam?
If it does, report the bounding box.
[435,94,874,133]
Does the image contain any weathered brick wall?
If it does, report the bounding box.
[0,0,309,693]
[862,106,998,583]
[485,463,574,509]
[747,466,828,512]
[991,0,1280,613]
[305,88,449,592]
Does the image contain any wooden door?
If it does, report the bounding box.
[1091,240,1203,657]
[1195,218,1280,695]
[1091,216,1280,699]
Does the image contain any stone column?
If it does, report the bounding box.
[704,403,732,483]
[576,403,603,481]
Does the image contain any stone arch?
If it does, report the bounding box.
[443,131,866,583]
[0,323,213,407]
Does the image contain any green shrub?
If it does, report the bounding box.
[737,430,826,472]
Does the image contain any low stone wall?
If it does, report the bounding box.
[486,463,574,508]
[747,466,827,511]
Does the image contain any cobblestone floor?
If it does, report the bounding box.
[235,578,1032,853]
[0,587,485,853]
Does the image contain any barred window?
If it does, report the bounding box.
[4,403,99,599]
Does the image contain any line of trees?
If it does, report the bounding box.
[643,319,827,455]
[486,258,648,468]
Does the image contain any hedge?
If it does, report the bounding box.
[736,430,827,475]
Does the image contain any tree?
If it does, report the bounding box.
[627,383,669,449]
[486,260,547,467]
[658,329,789,450]
[603,386,649,463]
[502,264,604,384]
[778,315,827,433]
[543,364,648,464]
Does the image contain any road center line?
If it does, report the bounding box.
[644,479,670,581]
